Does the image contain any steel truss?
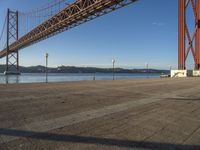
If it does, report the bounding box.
[178,0,200,70]
[5,9,20,74]
[0,0,137,58]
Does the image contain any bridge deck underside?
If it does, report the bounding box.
[0,0,137,58]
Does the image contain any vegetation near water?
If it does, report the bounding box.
[0,65,168,74]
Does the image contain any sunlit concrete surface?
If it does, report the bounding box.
[0,78,200,150]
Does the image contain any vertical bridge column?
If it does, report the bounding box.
[5,9,20,75]
[173,0,200,77]
[196,0,200,69]
[178,0,186,70]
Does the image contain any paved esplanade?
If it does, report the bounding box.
[0,78,200,150]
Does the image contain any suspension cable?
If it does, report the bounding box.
[0,15,7,42]
[19,0,69,17]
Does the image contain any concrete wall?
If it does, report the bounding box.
[193,70,200,77]
[171,70,187,78]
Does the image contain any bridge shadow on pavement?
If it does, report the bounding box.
[0,128,199,150]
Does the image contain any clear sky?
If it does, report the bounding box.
[0,0,193,69]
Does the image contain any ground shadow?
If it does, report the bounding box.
[166,97,200,101]
[0,128,199,150]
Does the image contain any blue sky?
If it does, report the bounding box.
[0,0,187,69]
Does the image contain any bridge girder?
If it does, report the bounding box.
[0,0,137,58]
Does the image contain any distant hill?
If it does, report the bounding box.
[0,65,169,74]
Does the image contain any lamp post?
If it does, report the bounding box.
[145,63,149,78]
[93,69,96,81]
[45,53,49,83]
[112,59,115,80]
[169,65,172,71]
[169,65,172,76]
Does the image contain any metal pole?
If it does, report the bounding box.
[16,11,19,72]
[93,67,96,81]
[5,75,8,84]
[113,62,114,80]
[45,53,48,83]
[6,9,9,73]
[112,59,115,80]
[147,63,149,78]
[169,65,172,76]
[145,63,149,78]
[93,72,96,80]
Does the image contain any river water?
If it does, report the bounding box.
[0,73,161,84]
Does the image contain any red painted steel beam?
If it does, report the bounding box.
[178,0,186,70]
[196,0,200,69]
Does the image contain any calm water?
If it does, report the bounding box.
[0,73,161,84]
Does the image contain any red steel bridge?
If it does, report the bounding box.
[178,0,200,70]
[0,0,200,74]
[0,0,137,74]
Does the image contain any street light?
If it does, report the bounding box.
[145,62,149,78]
[169,65,172,71]
[169,65,172,77]
[45,53,49,83]
[93,68,96,81]
[112,59,116,80]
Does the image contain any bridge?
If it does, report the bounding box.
[0,0,200,74]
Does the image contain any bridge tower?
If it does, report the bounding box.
[196,0,200,69]
[5,9,20,75]
[178,0,200,70]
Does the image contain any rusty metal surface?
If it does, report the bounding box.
[0,0,137,58]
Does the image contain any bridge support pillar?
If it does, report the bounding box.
[178,0,200,70]
[5,9,20,75]
[178,0,186,70]
[196,0,200,69]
